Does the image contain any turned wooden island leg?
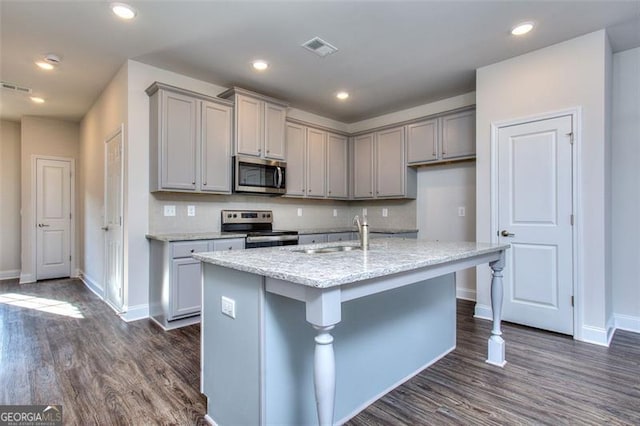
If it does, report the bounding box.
[487,253,507,367]
[313,325,336,426]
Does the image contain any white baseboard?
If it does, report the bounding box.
[456,287,476,301]
[578,324,611,347]
[78,270,104,298]
[0,269,20,280]
[19,272,35,284]
[614,313,640,334]
[473,303,492,320]
[203,414,217,426]
[120,304,149,322]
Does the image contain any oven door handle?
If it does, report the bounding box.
[246,235,299,243]
[276,166,283,189]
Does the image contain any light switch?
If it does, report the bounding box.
[362,208,367,216]
[382,208,388,217]
[164,205,176,217]
[187,205,196,216]
[297,208,303,217]
[458,207,466,217]
[333,209,338,217]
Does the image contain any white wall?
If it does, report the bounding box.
[79,63,128,295]
[476,30,612,344]
[416,163,476,299]
[20,116,80,283]
[0,120,21,279]
[611,47,640,328]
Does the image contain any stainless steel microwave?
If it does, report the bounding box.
[234,156,286,195]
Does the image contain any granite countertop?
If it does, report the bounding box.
[295,227,418,234]
[146,232,246,242]
[193,239,509,288]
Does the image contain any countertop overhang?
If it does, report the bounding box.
[193,239,510,288]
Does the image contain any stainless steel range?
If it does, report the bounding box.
[221,210,298,249]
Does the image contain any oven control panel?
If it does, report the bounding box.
[221,210,273,224]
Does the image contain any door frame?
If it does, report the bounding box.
[30,155,76,281]
[103,125,125,313]
[490,107,582,339]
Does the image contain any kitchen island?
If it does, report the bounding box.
[194,239,509,425]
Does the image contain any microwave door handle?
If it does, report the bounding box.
[276,166,283,189]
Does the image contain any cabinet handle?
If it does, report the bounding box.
[203,181,207,186]
[308,189,312,193]
[328,190,332,194]
[192,181,196,185]
[369,191,372,194]
[376,191,379,194]
[190,249,195,253]
[258,148,262,153]
[228,246,233,250]
[266,150,270,153]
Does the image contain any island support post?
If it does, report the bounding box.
[487,251,507,367]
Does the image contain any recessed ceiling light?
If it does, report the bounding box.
[252,60,269,71]
[511,22,534,36]
[336,91,349,100]
[30,97,45,104]
[111,3,137,20]
[35,61,54,70]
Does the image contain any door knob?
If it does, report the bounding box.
[38,223,50,227]
[500,230,515,237]
[101,226,109,231]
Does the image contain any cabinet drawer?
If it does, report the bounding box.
[172,241,210,258]
[298,234,328,245]
[327,232,355,243]
[212,238,245,251]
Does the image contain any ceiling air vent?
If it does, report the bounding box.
[1,81,32,94]
[302,37,338,57]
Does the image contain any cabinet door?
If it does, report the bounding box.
[161,90,197,190]
[326,133,349,199]
[170,258,202,319]
[201,101,232,193]
[285,123,306,196]
[264,103,286,160]
[306,128,326,198]
[236,94,263,157]
[407,119,438,164]
[353,133,375,199]
[298,234,328,245]
[441,110,475,159]
[376,127,405,198]
[212,238,245,251]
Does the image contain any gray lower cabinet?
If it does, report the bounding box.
[149,237,245,329]
[298,234,329,245]
[370,232,418,239]
[327,232,356,242]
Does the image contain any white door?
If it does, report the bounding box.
[36,158,71,279]
[104,130,124,311]
[497,115,574,335]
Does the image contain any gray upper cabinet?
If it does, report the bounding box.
[219,88,288,161]
[285,123,306,197]
[306,127,326,198]
[407,118,438,164]
[147,82,233,193]
[407,108,475,165]
[376,127,406,198]
[353,128,416,200]
[441,109,475,160]
[201,100,233,193]
[326,133,349,199]
[285,121,348,200]
[353,133,375,199]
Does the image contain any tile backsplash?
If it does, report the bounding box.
[149,193,416,234]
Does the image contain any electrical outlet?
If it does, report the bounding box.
[164,205,176,217]
[187,205,196,217]
[362,208,367,216]
[333,209,338,217]
[297,208,303,217]
[382,208,388,217]
[221,296,236,319]
[458,207,466,217]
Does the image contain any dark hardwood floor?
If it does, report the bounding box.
[1,278,638,425]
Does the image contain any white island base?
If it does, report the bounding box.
[199,242,507,426]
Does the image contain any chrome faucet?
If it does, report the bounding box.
[353,215,369,250]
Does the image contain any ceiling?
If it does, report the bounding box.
[1,1,639,124]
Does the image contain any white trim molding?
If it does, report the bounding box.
[614,314,640,334]
[474,303,493,320]
[0,269,20,280]
[579,325,612,347]
[19,273,36,284]
[119,304,149,322]
[78,270,103,298]
[456,288,476,301]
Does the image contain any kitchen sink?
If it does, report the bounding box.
[293,245,361,254]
